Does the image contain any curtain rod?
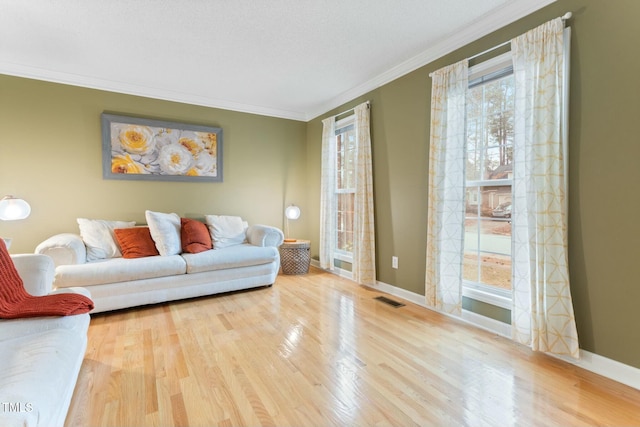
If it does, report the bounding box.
[429,12,572,77]
[467,12,572,62]
[331,100,370,120]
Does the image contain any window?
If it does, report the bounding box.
[463,54,514,303]
[335,116,356,261]
[427,20,576,351]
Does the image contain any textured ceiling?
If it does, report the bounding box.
[0,0,554,121]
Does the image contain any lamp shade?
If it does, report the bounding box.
[285,205,301,220]
[0,196,31,220]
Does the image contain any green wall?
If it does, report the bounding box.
[0,75,308,253]
[2,0,640,370]
[306,0,640,368]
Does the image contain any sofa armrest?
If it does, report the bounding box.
[50,286,92,299]
[10,254,55,296]
[35,233,87,267]
[246,224,284,247]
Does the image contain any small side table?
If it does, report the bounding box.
[279,239,310,275]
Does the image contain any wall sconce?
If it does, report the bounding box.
[284,204,301,242]
[0,195,32,221]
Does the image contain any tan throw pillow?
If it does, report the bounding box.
[180,218,213,254]
[114,227,160,259]
[77,218,136,261]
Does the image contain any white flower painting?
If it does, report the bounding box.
[103,114,222,182]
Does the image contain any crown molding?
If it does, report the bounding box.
[0,61,308,122]
[306,0,557,121]
[1,0,556,123]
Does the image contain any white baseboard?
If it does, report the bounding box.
[371,279,426,307]
[371,277,640,391]
[310,259,353,280]
[556,350,640,392]
[310,265,640,391]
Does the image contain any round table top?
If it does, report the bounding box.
[280,239,310,248]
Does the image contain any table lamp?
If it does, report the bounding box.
[0,196,31,220]
[284,204,300,242]
[0,195,31,249]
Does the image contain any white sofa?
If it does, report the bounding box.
[0,254,91,427]
[34,223,284,313]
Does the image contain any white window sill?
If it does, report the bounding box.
[334,251,353,264]
[462,285,511,310]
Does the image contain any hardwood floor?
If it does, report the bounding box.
[66,267,640,426]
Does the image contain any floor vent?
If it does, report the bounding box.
[374,296,405,308]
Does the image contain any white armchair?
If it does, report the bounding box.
[10,254,55,296]
[0,254,91,427]
[11,253,91,299]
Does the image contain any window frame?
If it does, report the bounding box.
[334,115,356,263]
[462,52,514,310]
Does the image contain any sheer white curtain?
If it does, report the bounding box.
[320,102,376,284]
[320,117,336,271]
[352,103,376,285]
[425,59,468,315]
[511,18,579,358]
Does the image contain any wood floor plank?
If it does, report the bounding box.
[67,267,640,426]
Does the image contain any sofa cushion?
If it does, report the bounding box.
[114,227,160,259]
[145,210,182,256]
[180,218,212,253]
[77,218,136,261]
[54,255,187,288]
[205,215,248,249]
[0,313,89,348]
[0,313,89,427]
[181,244,279,274]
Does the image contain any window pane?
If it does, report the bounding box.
[345,131,356,189]
[467,118,481,153]
[465,68,513,294]
[337,193,354,252]
[485,78,514,119]
[479,219,511,257]
[466,149,482,181]
[487,110,513,148]
[466,186,511,290]
[337,134,346,189]
[484,147,513,180]
[479,252,511,290]
[336,130,356,190]
[465,239,512,291]
[463,252,479,283]
[335,123,356,256]
[474,185,512,219]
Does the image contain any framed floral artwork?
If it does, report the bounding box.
[101,113,223,182]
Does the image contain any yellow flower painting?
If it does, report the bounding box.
[102,114,222,182]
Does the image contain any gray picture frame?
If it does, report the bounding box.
[101,113,223,182]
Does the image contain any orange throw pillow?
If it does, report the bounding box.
[181,218,212,253]
[114,227,160,259]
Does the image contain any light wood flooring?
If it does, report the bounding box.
[66,267,640,426]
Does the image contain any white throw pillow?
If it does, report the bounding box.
[205,215,248,249]
[145,210,181,256]
[77,218,136,261]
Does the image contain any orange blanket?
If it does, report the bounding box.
[0,239,94,318]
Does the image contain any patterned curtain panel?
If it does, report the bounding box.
[352,103,376,285]
[320,117,336,270]
[425,59,468,315]
[511,18,580,358]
